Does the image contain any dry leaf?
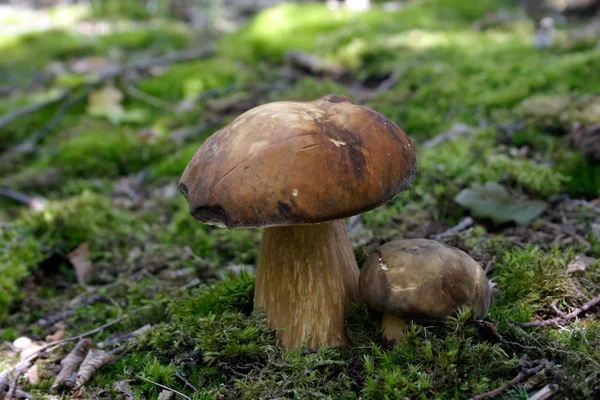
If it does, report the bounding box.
[26,364,39,385]
[46,328,67,343]
[51,339,91,394]
[113,380,134,400]
[73,349,115,391]
[567,255,598,274]
[68,243,93,285]
[87,85,124,119]
[158,389,174,400]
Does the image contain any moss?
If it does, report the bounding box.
[150,141,203,180]
[489,247,578,324]
[48,128,169,179]
[517,95,600,134]
[137,58,251,102]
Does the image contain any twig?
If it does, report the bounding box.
[124,85,174,111]
[13,85,96,155]
[470,361,548,400]
[431,217,475,240]
[5,360,31,400]
[540,220,590,248]
[171,362,199,393]
[566,199,600,215]
[528,384,559,400]
[422,123,475,149]
[0,187,46,210]
[517,293,600,328]
[484,259,494,274]
[170,118,223,143]
[0,91,70,131]
[135,375,191,400]
[0,47,215,158]
[22,305,153,365]
[37,293,103,327]
[550,301,568,319]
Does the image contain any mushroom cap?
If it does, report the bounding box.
[359,239,491,320]
[180,94,417,229]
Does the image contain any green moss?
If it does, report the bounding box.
[48,129,169,178]
[490,247,577,323]
[150,141,203,180]
[518,95,600,134]
[137,58,251,102]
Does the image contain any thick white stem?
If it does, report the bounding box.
[255,220,359,349]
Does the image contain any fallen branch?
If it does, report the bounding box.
[135,375,191,400]
[540,220,590,248]
[0,372,9,399]
[431,217,475,240]
[51,339,92,394]
[528,384,559,400]
[0,187,46,210]
[470,361,549,400]
[422,123,475,149]
[98,324,152,349]
[0,91,70,131]
[517,293,600,328]
[22,305,153,366]
[4,360,31,400]
[37,293,103,328]
[72,349,115,391]
[172,362,199,394]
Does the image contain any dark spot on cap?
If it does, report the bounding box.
[191,205,230,228]
[179,183,189,201]
[277,201,294,220]
[320,94,356,104]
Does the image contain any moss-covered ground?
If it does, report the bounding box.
[1,0,599,398]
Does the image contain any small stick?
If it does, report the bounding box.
[135,375,191,400]
[0,91,70,130]
[422,123,474,149]
[4,360,31,400]
[519,293,600,328]
[0,187,46,210]
[550,301,568,319]
[123,85,173,111]
[171,362,199,393]
[528,384,559,400]
[540,220,590,248]
[432,217,475,240]
[37,293,103,327]
[470,361,548,400]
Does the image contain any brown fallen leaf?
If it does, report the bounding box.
[46,328,67,343]
[73,349,115,391]
[567,255,598,274]
[68,243,93,285]
[26,364,39,385]
[51,339,91,394]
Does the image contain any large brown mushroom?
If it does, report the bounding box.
[180,94,417,348]
[359,239,491,341]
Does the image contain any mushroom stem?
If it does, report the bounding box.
[255,220,359,349]
[382,313,408,341]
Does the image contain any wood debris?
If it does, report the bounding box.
[51,339,92,394]
[72,349,115,391]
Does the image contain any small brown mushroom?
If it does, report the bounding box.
[359,239,491,341]
[180,94,417,348]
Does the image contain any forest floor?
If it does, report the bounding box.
[1,0,600,399]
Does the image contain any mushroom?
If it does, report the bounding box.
[359,239,491,341]
[179,94,417,348]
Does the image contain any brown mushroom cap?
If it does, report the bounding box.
[179,94,417,229]
[359,239,491,320]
